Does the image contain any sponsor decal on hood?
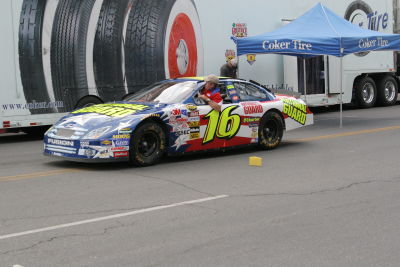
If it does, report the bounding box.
[71,103,150,117]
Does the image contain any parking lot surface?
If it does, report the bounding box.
[1,105,400,267]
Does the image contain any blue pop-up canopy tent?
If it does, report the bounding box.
[232,3,400,126]
[233,3,400,57]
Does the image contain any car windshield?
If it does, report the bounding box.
[125,81,197,104]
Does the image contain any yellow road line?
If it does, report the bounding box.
[293,126,400,142]
[2,126,400,182]
[0,169,84,182]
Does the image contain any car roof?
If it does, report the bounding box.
[172,76,233,82]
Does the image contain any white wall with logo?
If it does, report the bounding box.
[194,0,394,89]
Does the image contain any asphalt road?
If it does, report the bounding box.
[1,104,400,267]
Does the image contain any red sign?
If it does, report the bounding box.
[113,151,129,158]
[232,23,248,38]
[242,103,263,114]
[172,109,181,116]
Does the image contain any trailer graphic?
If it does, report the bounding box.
[1,0,399,132]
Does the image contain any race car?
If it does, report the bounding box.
[43,77,313,166]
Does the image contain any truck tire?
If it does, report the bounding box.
[258,111,284,150]
[354,76,377,108]
[19,0,54,114]
[94,0,132,101]
[51,0,96,112]
[125,0,203,93]
[75,96,103,109]
[377,75,398,106]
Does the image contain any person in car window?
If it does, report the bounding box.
[198,74,222,112]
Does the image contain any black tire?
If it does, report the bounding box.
[377,75,398,106]
[94,0,131,101]
[75,96,103,109]
[51,0,96,112]
[125,0,203,93]
[354,76,377,108]
[129,122,166,166]
[21,126,50,138]
[344,1,373,24]
[19,0,53,114]
[344,1,373,57]
[258,112,284,150]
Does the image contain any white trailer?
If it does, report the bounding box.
[281,0,400,107]
[194,0,399,108]
[1,0,398,133]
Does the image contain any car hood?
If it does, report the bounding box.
[50,102,169,136]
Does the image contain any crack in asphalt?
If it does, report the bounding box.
[2,177,398,224]
[133,173,214,197]
[188,204,220,215]
[2,176,398,255]
[0,221,131,255]
[234,177,400,198]
[0,173,213,224]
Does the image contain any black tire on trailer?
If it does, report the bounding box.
[129,122,166,166]
[377,75,398,106]
[75,96,103,109]
[354,76,377,108]
[21,125,50,138]
[51,0,96,112]
[344,0,373,24]
[94,0,131,101]
[344,0,373,57]
[258,111,284,150]
[19,0,54,114]
[125,0,203,93]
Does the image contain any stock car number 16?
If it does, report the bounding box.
[203,106,241,144]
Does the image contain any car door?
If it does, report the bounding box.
[199,81,248,149]
[183,81,244,151]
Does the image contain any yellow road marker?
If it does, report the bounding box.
[293,126,400,142]
[0,169,84,182]
[249,156,263,167]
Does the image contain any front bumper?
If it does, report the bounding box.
[43,136,131,162]
[43,151,129,163]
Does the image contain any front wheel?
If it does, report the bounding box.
[354,76,377,108]
[258,112,284,150]
[129,122,166,166]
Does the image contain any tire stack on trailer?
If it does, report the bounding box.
[18,0,203,113]
[19,0,54,114]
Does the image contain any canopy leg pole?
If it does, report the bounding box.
[340,57,343,128]
[303,58,307,104]
[237,55,240,78]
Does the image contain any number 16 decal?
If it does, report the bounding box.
[203,106,241,144]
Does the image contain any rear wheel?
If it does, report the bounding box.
[258,112,284,150]
[129,122,166,166]
[21,126,49,138]
[354,76,377,108]
[377,75,398,106]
